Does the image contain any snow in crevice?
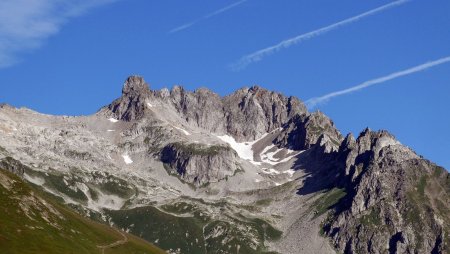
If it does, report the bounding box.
[260,145,303,166]
[217,132,302,168]
[122,154,133,164]
[275,150,303,164]
[173,126,190,135]
[261,168,281,175]
[284,169,296,177]
[108,118,119,123]
[147,102,153,108]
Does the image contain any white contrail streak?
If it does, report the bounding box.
[169,0,247,34]
[231,0,409,70]
[204,0,247,18]
[305,56,450,109]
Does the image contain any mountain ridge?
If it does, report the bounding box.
[0,76,448,253]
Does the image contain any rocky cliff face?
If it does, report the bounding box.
[104,76,308,141]
[274,111,343,151]
[321,130,450,253]
[222,86,306,141]
[1,76,449,254]
[160,142,239,186]
[107,76,152,121]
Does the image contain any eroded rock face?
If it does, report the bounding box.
[0,157,27,176]
[222,86,306,141]
[8,75,446,253]
[168,86,226,135]
[274,111,343,151]
[323,130,450,254]
[104,77,308,142]
[160,143,239,185]
[107,76,151,121]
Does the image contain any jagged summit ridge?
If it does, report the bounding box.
[122,75,150,95]
[104,75,309,141]
[0,75,448,254]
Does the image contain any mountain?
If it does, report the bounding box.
[0,76,448,254]
[0,165,164,254]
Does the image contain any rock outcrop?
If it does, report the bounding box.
[274,111,343,151]
[322,130,450,253]
[104,77,308,141]
[222,86,307,141]
[160,142,239,185]
[107,76,151,121]
[0,157,28,176]
[2,75,449,254]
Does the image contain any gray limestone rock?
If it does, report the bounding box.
[322,130,450,254]
[1,75,449,254]
[274,111,343,151]
[107,75,151,121]
[160,142,239,185]
[103,77,308,142]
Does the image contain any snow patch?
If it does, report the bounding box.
[217,135,254,161]
[23,173,45,186]
[107,129,115,132]
[216,133,269,164]
[261,168,280,175]
[284,169,296,177]
[108,118,119,123]
[216,132,305,167]
[173,126,190,135]
[122,154,133,164]
[260,145,303,165]
[147,102,153,108]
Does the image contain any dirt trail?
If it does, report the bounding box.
[97,228,128,254]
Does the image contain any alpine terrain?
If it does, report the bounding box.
[0,76,448,254]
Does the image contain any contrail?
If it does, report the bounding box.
[169,0,247,34]
[305,55,450,109]
[231,0,409,70]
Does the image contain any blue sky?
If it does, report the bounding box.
[0,0,449,170]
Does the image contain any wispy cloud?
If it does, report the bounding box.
[169,0,247,34]
[231,0,409,70]
[305,56,450,109]
[0,0,117,68]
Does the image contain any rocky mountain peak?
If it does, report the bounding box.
[101,76,310,141]
[0,103,13,110]
[1,75,449,254]
[322,128,448,254]
[122,75,150,95]
[355,129,399,155]
[105,76,151,121]
[339,133,356,152]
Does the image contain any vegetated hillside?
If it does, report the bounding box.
[0,168,165,254]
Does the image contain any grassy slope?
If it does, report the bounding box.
[0,169,165,254]
[107,201,281,254]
